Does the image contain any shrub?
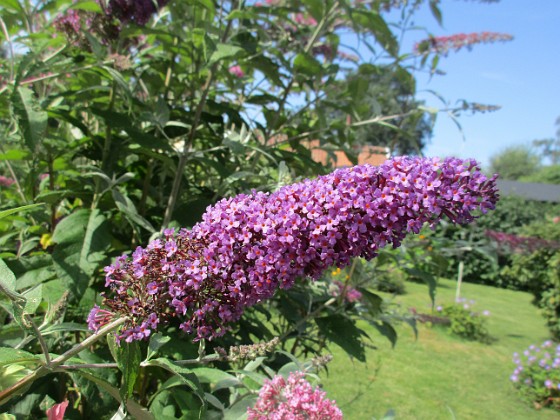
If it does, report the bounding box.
[511,340,560,410]
[500,218,560,339]
[435,298,491,342]
[433,196,560,291]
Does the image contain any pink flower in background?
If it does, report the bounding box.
[293,13,317,26]
[247,371,343,420]
[0,176,15,187]
[229,65,244,78]
[46,400,69,420]
[331,280,362,303]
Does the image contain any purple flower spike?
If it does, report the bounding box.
[90,157,498,341]
[103,0,169,25]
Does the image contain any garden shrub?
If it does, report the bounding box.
[434,298,491,343]
[500,219,560,339]
[434,196,560,290]
[511,340,560,410]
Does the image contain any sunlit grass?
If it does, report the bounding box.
[321,278,558,419]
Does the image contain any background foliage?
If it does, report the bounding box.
[0,0,517,418]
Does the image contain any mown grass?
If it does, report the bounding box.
[320,278,559,419]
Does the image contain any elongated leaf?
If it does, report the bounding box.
[293,53,322,76]
[112,190,156,233]
[51,209,111,300]
[22,284,42,315]
[73,371,154,420]
[370,320,397,348]
[0,258,28,331]
[188,367,239,385]
[145,358,205,406]
[40,322,90,335]
[0,257,17,293]
[12,87,47,151]
[0,204,44,221]
[223,395,258,420]
[315,315,367,362]
[0,347,39,367]
[208,43,244,65]
[350,10,398,56]
[90,108,173,152]
[146,333,171,361]
[360,288,383,318]
[115,341,141,401]
[429,0,443,26]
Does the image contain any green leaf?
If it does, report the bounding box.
[102,66,133,99]
[0,257,17,293]
[188,367,239,385]
[223,395,258,420]
[405,267,437,307]
[73,370,154,420]
[208,43,244,65]
[40,322,90,335]
[145,358,206,406]
[315,314,367,362]
[429,0,443,26]
[278,362,300,377]
[0,258,28,331]
[302,0,324,21]
[90,108,173,152]
[1,0,23,13]
[51,209,111,300]
[12,87,48,151]
[22,284,42,315]
[293,53,322,76]
[0,347,39,367]
[351,10,398,57]
[0,204,44,221]
[115,341,142,401]
[0,149,31,160]
[69,0,102,12]
[112,190,156,233]
[146,333,171,361]
[245,94,279,106]
[204,392,224,411]
[359,289,383,318]
[10,254,54,291]
[370,320,397,348]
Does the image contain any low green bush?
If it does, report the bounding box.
[511,340,560,410]
[435,298,491,342]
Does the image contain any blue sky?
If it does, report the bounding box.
[397,0,560,169]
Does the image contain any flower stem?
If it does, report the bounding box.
[0,317,127,406]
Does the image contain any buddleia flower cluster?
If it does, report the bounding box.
[54,0,167,46]
[415,32,513,56]
[102,0,169,26]
[88,156,498,342]
[247,371,343,420]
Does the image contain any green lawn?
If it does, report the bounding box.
[320,278,559,419]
